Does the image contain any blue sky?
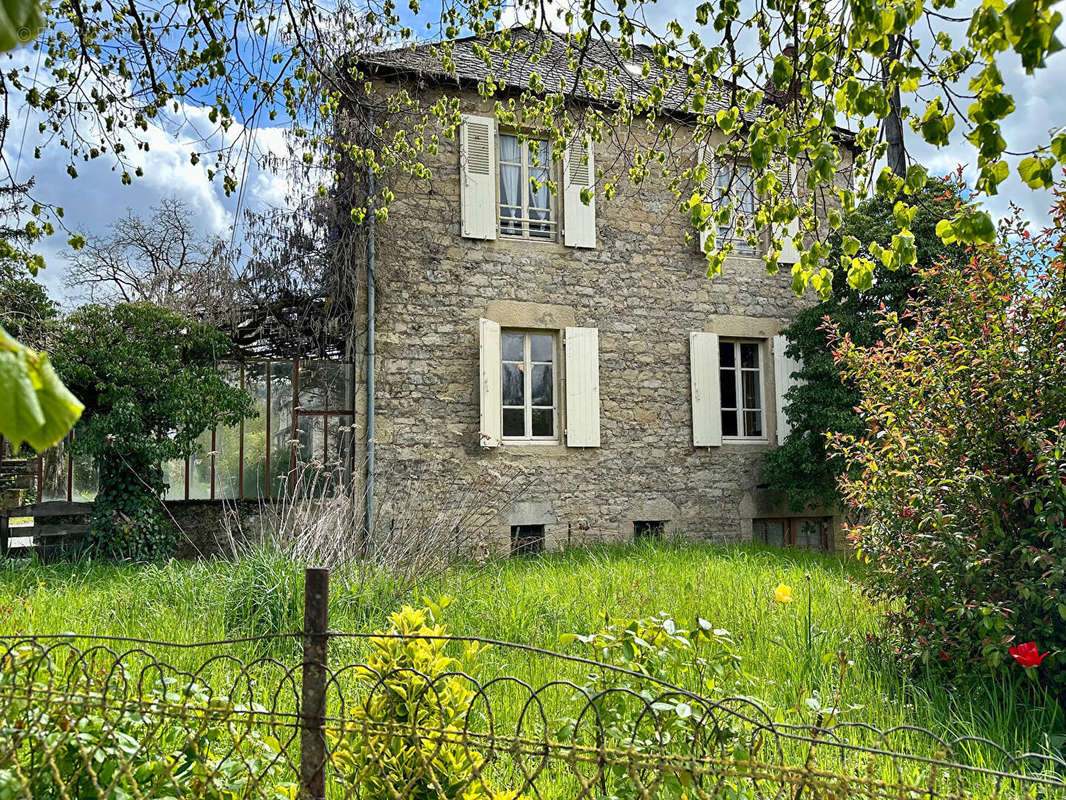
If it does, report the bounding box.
[5,0,1065,305]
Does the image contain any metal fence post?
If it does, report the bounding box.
[300,567,330,799]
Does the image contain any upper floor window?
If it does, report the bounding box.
[499,134,555,240]
[712,162,756,255]
[501,329,558,442]
[719,339,765,439]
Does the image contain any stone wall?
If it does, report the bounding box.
[354,87,845,555]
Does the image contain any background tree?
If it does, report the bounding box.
[830,184,1066,689]
[68,198,239,322]
[763,178,968,511]
[52,303,252,559]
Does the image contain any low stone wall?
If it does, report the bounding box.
[167,500,274,559]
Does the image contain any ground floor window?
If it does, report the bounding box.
[753,517,832,551]
[501,330,558,442]
[633,520,665,540]
[719,339,765,439]
[511,524,545,555]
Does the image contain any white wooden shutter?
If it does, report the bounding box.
[773,334,803,444]
[690,331,721,447]
[564,327,600,446]
[460,114,497,240]
[776,160,801,265]
[478,318,502,447]
[563,138,596,248]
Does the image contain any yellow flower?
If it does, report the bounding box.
[774,583,793,604]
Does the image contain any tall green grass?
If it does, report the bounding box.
[0,541,1060,762]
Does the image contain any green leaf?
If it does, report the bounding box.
[0,325,83,451]
[1017,155,1055,189]
[0,0,42,52]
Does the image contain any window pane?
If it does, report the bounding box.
[499,134,521,163]
[755,519,786,547]
[503,408,525,437]
[744,410,763,437]
[719,340,735,367]
[299,361,350,411]
[243,363,268,499]
[531,364,552,406]
[528,139,549,166]
[162,459,186,500]
[39,440,67,501]
[293,415,325,497]
[722,410,738,437]
[326,415,354,493]
[189,428,213,500]
[215,422,241,500]
[502,363,524,405]
[530,334,553,362]
[531,408,553,437]
[502,332,524,361]
[742,370,761,409]
[740,342,759,368]
[529,168,550,209]
[270,361,295,498]
[71,450,98,502]
[719,369,737,409]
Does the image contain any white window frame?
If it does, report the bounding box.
[712,161,757,255]
[501,329,560,444]
[498,133,557,242]
[719,338,767,441]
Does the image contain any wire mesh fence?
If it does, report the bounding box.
[1,568,1063,800]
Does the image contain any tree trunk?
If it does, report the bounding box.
[883,35,906,178]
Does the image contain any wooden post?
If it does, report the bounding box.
[300,567,330,799]
[0,513,9,557]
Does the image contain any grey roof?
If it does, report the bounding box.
[359,26,735,118]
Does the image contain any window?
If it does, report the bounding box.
[499,134,555,240]
[30,358,355,503]
[719,340,765,439]
[501,330,558,442]
[633,520,665,540]
[511,524,545,555]
[754,517,832,551]
[712,162,756,254]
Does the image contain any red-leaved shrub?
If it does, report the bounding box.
[829,186,1066,690]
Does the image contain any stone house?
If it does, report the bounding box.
[347,28,849,556]
[2,29,846,558]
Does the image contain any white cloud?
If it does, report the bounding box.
[3,85,292,304]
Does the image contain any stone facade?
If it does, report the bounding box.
[351,86,843,556]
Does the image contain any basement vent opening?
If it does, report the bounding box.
[633,520,665,540]
[510,524,545,556]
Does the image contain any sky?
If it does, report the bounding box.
[4,0,1065,305]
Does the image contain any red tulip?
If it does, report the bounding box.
[1008,641,1049,668]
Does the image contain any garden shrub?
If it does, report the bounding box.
[0,644,295,799]
[830,191,1066,690]
[53,302,251,559]
[559,614,748,800]
[331,597,523,800]
[763,179,967,511]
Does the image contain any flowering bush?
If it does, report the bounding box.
[829,186,1066,690]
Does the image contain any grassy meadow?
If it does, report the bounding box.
[0,541,1062,774]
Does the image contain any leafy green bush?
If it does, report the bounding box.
[763,180,967,511]
[0,644,295,799]
[331,598,522,800]
[830,194,1066,690]
[53,302,251,559]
